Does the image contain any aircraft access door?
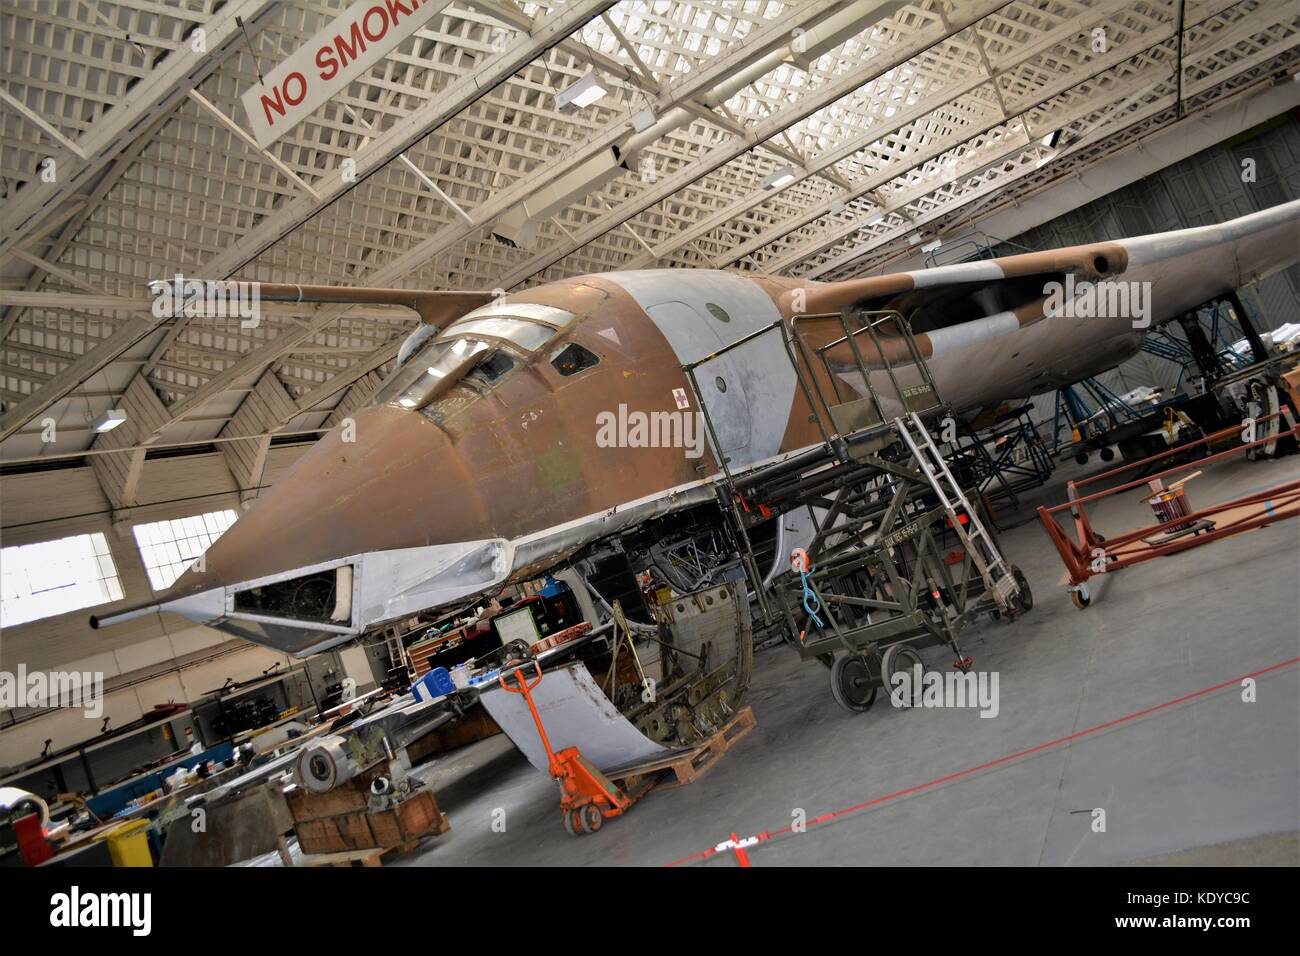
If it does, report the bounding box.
[646,301,752,456]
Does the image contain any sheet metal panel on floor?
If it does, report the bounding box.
[479,662,673,773]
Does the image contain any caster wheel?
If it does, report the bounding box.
[1011,565,1033,614]
[880,644,924,707]
[1071,587,1091,609]
[829,654,878,713]
[581,804,604,833]
[564,808,584,836]
[1074,453,1088,465]
[1099,446,1115,462]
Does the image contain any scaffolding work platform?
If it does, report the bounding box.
[682,308,1030,713]
[946,404,1055,511]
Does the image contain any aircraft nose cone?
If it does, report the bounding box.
[170,404,489,595]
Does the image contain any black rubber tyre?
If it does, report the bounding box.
[1012,566,1033,613]
[830,654,878,713]
[880,644,925,707]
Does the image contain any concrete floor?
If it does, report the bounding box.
[396,449,1300,867]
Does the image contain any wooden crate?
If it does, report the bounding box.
[404,703,502,763]
[289,781,450,856]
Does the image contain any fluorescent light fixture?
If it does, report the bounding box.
[631,109,656,132]
[1040,130,1061,149]
[921,238,942,253]
[864,214,886,227]
[760,167,797,190]
[94,408,128,433]
[555,71,607,113]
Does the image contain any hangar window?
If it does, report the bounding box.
[132,509,239,591]
[0,532,124,627]
[551,342,600,377]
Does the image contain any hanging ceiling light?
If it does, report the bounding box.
[93,408,128,433]
[555,71,608,113]
[760,167,797,190]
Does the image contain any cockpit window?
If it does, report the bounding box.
[396,324,438,368]
[472,302,576,327]
[446,316,555,351]
[386,338,488,409]
[377,300,584,412]
[464,350,515,386]
[550,342,600,377]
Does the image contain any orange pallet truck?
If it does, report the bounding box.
[499,660,632,836]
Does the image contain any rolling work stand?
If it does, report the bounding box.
[683,307,1030,713]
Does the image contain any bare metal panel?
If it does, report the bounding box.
[479,662,672,773]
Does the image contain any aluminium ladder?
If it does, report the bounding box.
[896,411,1020,609]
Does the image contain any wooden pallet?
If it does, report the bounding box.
[610,706,755,798]
[295,822,447,867]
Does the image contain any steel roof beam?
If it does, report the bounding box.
[491,0,1012,289]
[623,0,1134,270]
[194,0,619,282]
[0,0,280,256]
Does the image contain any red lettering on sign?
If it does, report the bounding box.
[259,87,287,127]
[362,6,389,43]
[282,71,307,106]
[316,45,339,81]
[255,0,433,135]
[334,22,367,68]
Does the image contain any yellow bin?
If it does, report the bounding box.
[96,819,154,867]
